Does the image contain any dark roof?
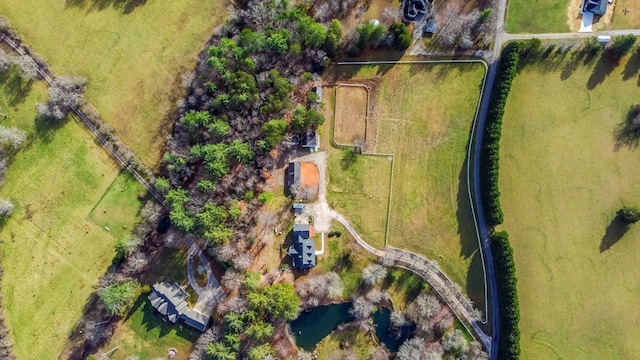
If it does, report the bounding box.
[301,131,319,148]
[583,0,607,15]
[287,162,301,188]
[288,224,316,268]
[403,0,428,22]
[149,282,210,331]
[423,18,437,34]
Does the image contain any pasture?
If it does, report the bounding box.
[499,50,640,359]
[327,62,486,303]
[506,0,569,33]
[0,85,124,358]
[89,172,143,239]
[0,0,228,166]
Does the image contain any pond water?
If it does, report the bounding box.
[290,303,410,352]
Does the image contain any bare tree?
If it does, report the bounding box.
[0,49,11,73]
[390,310,408,327]
[0,126,25,150]
[221,269,244,291]
[349,296,374,320]
[0,198,13,220]
[397,338,427,360]
[232,252,254,271]
[12,55,38,80]
[441,329,468,354]
[140,201,163,226]
[36,76,87,120]
[361,263,387,286]
[214,242,236,263]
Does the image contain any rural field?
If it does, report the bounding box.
[0,77,132,358]
[327,62,486,303]
[0,0,227,166]
[500,50,640,359]
[506,0,570,33]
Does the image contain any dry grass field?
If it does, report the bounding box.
[500,51,640,359]
[334,85,369,145]
[328,62,486,303]
[0,0,227,166]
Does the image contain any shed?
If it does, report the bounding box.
[312,86,323,103]
[301,131,320,152]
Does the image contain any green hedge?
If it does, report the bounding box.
[480,42,521,227]
[490,231,520,360]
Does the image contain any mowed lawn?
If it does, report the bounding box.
[506,0,570,33]
[0,79,123,359]
[0,0,227,166]
[334,63,486,302]
[89,171,143,239]
[500,53,640,359]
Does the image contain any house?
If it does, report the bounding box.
[293,203,305,214]
[402,0,429,22]
[287,162,301,190]
[583,0,607,15]
[288,224,316,269]
[301,131,320,152]
[148,282,210,331]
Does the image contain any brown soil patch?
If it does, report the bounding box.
[567,0,614,31]
[300,162,319,191]
[335,85,368,145]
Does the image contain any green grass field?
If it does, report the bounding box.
[327,152,392,250]
[0,0,227,166]
[89,172,143,239]
[0,76,125,358]
[500,51,640,359]
[329,63,485,304]
[506,0,570,33]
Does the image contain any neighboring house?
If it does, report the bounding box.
[288,224,316,269]
[583,0,607,15]
[287,162,301,190]
[402,0,429,22]
[302,131,320,152]
[148,282,210,331]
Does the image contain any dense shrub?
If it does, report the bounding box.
[480,42,520,227]
[490,231,520,360]
[617,205,640,224]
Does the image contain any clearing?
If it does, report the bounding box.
[0,74,127,359]
[500,50,640,359]
[88,172,143,239]
[506,0,570,33]
[0,0,227,166]
[325,62,486,304]
[334,84,369,146]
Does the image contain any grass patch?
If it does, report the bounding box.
[88,171,143,239]
[106,295,199,360]
[326,152,392,250]
[382,268,427,311]
[329,62,485,303]
[0,81,125,358]
[505,0,569,33]
[0,0,227,166]
[315,328,377,360]
[500,52,640,359]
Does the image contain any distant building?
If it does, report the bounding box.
[402,0,429,23]
[369,19,380,26]
[148,282,210,331]
[287,162,301,190]
[301,131,320,152]
[583,0,607,15]
[288,224,316,269]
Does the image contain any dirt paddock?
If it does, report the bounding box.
[334,85,369,146]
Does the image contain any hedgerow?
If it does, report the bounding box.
[490,231,520,360]
[480,41,520,227]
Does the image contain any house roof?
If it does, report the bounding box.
[288,224,316,268]
[148,281,210,331]
[287,162,301,188]
[293,203,305,209]
[403,0,428,22]
[583,0,607,14]
[301,131,319,149]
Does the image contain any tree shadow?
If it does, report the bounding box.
[587,55,617,90]
[613,105,640,151]
[34,115,67,144]
[465,250,486,319]
[621,51,640,81]
[600,217,629,252]
[0,69,33,107]
[457,135,478,259]
[65,0,147,14]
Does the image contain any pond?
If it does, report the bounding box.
[290,303,411,352]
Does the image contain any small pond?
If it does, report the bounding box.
[290,303,411,352]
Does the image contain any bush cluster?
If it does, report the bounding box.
[490,231,520,360]
[480,41,520,227]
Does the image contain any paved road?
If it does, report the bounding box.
[187,240,224,314]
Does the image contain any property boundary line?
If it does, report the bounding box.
[332,59,490,324]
